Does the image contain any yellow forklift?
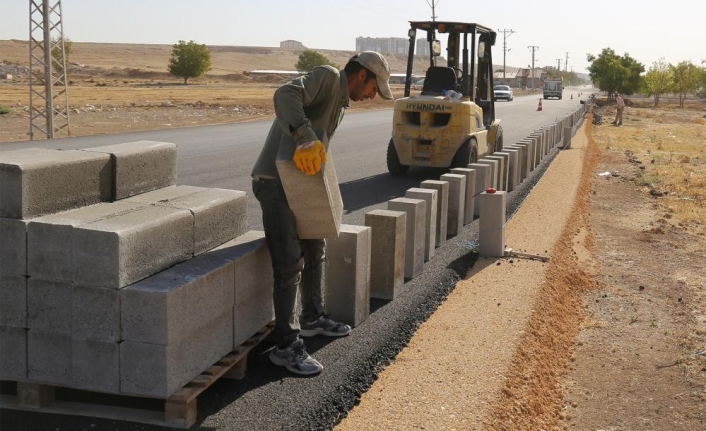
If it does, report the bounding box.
[387,21,503,175]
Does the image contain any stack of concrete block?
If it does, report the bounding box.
[0,142,262,400]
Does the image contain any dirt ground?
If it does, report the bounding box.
[1,41,705,430]
[337,103,705,430]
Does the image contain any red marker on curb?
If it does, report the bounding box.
[485,188,497,194]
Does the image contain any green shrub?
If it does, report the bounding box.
[0,106,11,115]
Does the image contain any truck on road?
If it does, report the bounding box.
[543,77,563,99]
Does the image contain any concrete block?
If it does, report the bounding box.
[497,151,519,191]
[0,218,27,276]
[479,191,507,258]
[276,152,342,239]
[450,168,476,225]
[505,149,521,191]
[325,224,371,327]
[467,163,492,217]
[420,180,448,247]
[27,330,71,385]
[72,205,194,289]
[507,144,529,181]
[439,174,466,238]
[72,338,120,393]
[518,139,536,171]
[388,198,425,279]
[529,134,542,165]
[73,285,121,342]
[27,278,72,334]
[405,188,437,261]
[212,231,274,347]
[0,326,27,380]
[82,141,177,200]
[0,148,112,219]
[27,201,145,282]
[364,210,405,300]
[0,275,27,328]
[120,310,233,398]
[125,185,248,255]
[486,155,507,191]
[475,159,498,190]
[121,248,236,345]
[563,126,573,149]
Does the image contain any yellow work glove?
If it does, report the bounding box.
[292,140,327,175]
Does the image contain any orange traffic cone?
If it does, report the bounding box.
[537,98,543,111]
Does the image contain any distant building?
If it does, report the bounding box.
[280,40,306,50]
[416,38,429,57]
[355,37,408,55]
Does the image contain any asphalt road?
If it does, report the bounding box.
[0,88,593,431]
[0,88,590,230]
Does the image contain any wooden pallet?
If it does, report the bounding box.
[0,322,274,429]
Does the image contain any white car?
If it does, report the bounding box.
[493,85,514,101]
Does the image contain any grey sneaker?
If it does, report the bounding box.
[269,339,323,375]
[300,315,351,337]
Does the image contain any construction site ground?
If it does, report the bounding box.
[0,41,705,430]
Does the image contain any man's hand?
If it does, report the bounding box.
[293,140,327,175]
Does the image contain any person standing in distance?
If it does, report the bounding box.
[251,51,393,375]
[613,92,625,126]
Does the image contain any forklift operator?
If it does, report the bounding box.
[251,51,393,375]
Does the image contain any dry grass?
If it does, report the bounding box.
[593,97,706,233]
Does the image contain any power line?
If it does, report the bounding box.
[565,51,570,72]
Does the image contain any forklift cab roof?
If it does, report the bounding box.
[408,21,497,44]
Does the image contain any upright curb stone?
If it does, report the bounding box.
[450,168,476,225]
[479,190,507,258]
[388,198,426,279]
[487,154,507,191]
[364,210,406,300]
[405,188,437,261]
[420,180,449,246]
[475,158,499,190]
[325,224,372,327]
[439,174,466,238]
[467,163,492,216]
[499,149,520,191]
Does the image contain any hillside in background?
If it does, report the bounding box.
[0,39,529,80]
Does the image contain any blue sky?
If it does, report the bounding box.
[2,0,705,73]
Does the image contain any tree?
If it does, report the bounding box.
[670,61,700,107]
[168,40,212,84]
[587,48,644,97]
[295,50,337,73]
[643,58,673,107]
[51,37,72,74]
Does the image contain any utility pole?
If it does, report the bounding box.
[564,51,569,71]
[29,0,70,140]
[426,0,440,22]
[498,29,515,79]
[528,45,539,93]
[556,58,562,70]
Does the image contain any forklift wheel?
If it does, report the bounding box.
[451,138,478,168]
[387,140,409,176]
